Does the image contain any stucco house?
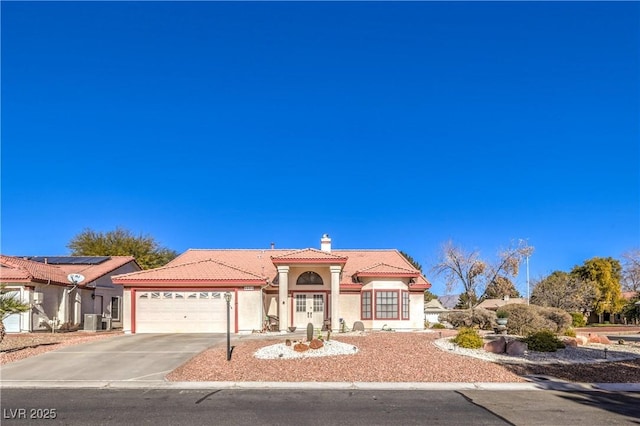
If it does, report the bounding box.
[0,255,140,332]
[424,298,448,325]
[475,295,527,311]
[111,235,431,334]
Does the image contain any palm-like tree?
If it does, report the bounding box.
[0,287,30,343]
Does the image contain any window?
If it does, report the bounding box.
[139,293,148,299]
[361,291,372,320]
[111,297,121,321]
[150,292,160,299]
[375,291,398,319]
[296,295,306,312]
[187,293,197,299]
[313,294,324,313]
[402,291,410,320]
[200,292,209,299]
[163,292,173,299]
[296,271,323,285]
[175,293,184,299]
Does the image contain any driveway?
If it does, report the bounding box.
[0,333,225,383]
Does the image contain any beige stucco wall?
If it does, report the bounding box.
[237,288,262,333]
[337,293,361,330]
[122,288,133,333]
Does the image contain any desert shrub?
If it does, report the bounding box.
[520,330,566,352]
[570,312,586,328]
[440,309,496,330]
[499,304,573,336]
[539,307,572,333]
[431,322,446,329]
[564,328,576,337]
[452,327,483,349]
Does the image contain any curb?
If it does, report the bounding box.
[2,380,639,391]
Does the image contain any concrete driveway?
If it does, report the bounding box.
[0,333,225,384]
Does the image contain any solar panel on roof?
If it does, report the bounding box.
[26,256,111,265]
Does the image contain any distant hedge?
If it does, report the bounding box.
[499,304,572,336]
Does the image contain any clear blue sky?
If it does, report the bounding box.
[2,2,638,296]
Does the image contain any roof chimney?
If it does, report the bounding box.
[320,234,331,252]
[270,242,275,250]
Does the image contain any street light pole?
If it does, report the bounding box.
[526,254,530,305]
[224,292,232,361]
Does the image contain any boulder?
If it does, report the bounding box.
[587,333,612,345]
[293,343,309,352]
[575,335,589,345]
[352,321,365,332]
[309,339,324,350]
[483,337,507,354]
[506,340,528,356]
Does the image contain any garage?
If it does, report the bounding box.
[135,290,234,333]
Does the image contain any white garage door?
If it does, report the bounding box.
[136,291,234,333]
[3,291,22,333]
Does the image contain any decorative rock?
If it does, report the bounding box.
[309,339,324,350]
[353,321,365,332]
[575,335,589,345]
[563,338,578,347]
[483,337,507,354]
[506,340,528,356]
[587,333,612,345]
[293,342,309,352]
[285,339,291,346]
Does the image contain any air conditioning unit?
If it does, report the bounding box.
[32,292,44,304]
[83,314,102,331]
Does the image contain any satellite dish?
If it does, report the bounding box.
[67,273,85,284]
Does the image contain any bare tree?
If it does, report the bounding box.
[530,271,596,313]
[432,239,533,309]
[622,249,640,293]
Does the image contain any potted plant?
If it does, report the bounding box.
[495,310,509,326]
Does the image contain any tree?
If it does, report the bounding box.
[423,290,438,303]
[622,249,640,292]
[431,239,533,309]
[571,257,625,316]
[483,276,521,299]
[0,286,30,343]
[399,250,422,272]
[530,271,596,313]
[68,227,178,270]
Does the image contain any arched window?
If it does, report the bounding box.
[296,271,324,285]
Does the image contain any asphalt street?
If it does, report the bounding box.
[2,389,639,425]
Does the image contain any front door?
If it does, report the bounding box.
[294,293,325,328]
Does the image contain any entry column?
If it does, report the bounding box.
[330,265,341,332]
[277,266,290,331]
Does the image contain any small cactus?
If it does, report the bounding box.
[306,322,314,342]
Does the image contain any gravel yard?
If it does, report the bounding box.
[4,330,640,384]
[0,331,123,365]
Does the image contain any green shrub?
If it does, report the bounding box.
[564,328,576,337]
[452,327,483,349]
[570,312,586,328]
[520,330,566,352]
[431,322,446,329]
[496,310,509,319]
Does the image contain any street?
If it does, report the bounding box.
[1,389,639,425]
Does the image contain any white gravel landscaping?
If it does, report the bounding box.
[254,340,360,359]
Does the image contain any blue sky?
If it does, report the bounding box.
[2,2,638,296]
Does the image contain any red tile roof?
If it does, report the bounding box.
[353,263,420,278]
[270,248,347,265]
[112,259,268,287]
[119,248,431,290]
[0,255,71,286]
[0,255,139,287]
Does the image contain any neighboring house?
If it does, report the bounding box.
[424,298,448,324]
[475,295,527,311]
[0,255,140,332]
[111,234,431,334]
